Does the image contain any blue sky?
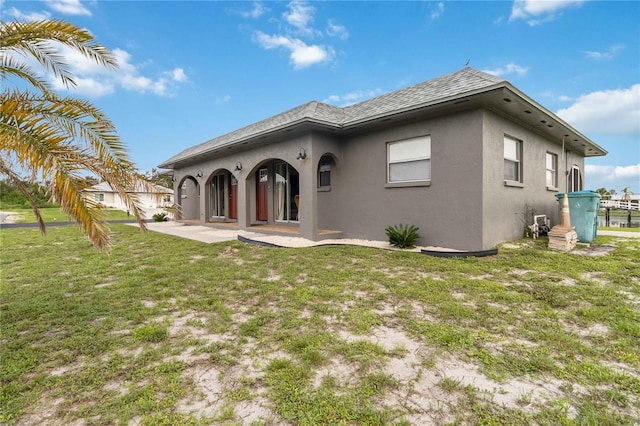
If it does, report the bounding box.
[4,0,639,193]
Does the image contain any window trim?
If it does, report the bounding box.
[545,151,558,191]
[503,135,523,185]
[386,135,432,186]
[317,155,332,190]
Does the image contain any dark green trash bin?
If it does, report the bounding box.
[555,191,601,243]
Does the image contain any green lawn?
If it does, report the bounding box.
[598,210,640,217]
[1,225,639,425]
[1,207,131,223]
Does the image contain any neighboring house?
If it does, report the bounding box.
[610,194,640,207]
[158,68,606,251]
[611,194,639,202]
[84,182,173,211]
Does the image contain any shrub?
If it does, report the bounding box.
[152,212,168,222]
[385,224,420,248]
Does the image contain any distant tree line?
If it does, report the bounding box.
[0,179,58,209]
[145,168,173,190]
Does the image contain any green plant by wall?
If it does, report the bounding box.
[385,224,420,248]
[152,212,168,222]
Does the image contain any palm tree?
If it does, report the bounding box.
[595,187,609,199]
[621,186,633,201]
[1,19,147,251]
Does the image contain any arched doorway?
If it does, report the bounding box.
[178,176,200,220]
[254,161,299,223]
[207,170,238,221]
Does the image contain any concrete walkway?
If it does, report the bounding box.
[136,221,447,251]
[139,222,245,244]
[138,222,639,250]
[597,230,640,238]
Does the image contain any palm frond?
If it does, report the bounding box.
[0,55,54,95]
[1,19,144,251]
[1,20,117,89]
[49,170,111,251]
[1,89,148,250]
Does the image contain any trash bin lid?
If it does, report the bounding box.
[555,191,601,199]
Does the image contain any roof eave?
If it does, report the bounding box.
[501,84,607,157]
[158,117,341,169]
[341,82,507,129]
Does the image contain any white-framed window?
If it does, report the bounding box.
[504,136,522,183]
[387,136,431,183]
[181,182,187,199]
[95,193,104,202]
[546,152,558,188]
[569,166,582,192]
[318,155,331,188]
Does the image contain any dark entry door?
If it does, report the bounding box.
[229,175,238,219]
[256,168,268,221]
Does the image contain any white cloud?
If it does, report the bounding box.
[45,0,92,16]
[617,164,640,178]
[326,20,349,40]
[586,164,640,180]
[557,84,640,135]
[584,45,624,60]
[21,43,187,97]
[509,0,585,26]
[482,63,529,77]
[240,2,269,19]
[252,2,345,69]
[53,76,114,97]
[5,6,51,20]
[323,89,383,106]
[431,2,445,19]
[171,68,187,82]
[255,32,333,69]
[283,0,316,36]
[216,95,232,104]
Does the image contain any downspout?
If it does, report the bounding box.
[563,138,569,193]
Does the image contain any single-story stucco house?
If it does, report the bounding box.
[158,67,606,251]
[83,181,173,211]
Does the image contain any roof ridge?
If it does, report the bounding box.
[304,100,320,118]
[159,67,512,168]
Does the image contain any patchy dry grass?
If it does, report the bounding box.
[1,225,639,425]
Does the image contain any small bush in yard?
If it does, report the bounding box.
[385,224,420,248]
[152,212,168,222]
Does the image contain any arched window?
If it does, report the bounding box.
[568,166,582,192]
[318,155,332,188]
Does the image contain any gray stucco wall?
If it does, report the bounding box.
[481,109,585,248]
[317,109,485,251]
[170,107,587,251]
[172,134,322,239]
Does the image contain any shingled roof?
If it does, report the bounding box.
[159,68,509,168]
